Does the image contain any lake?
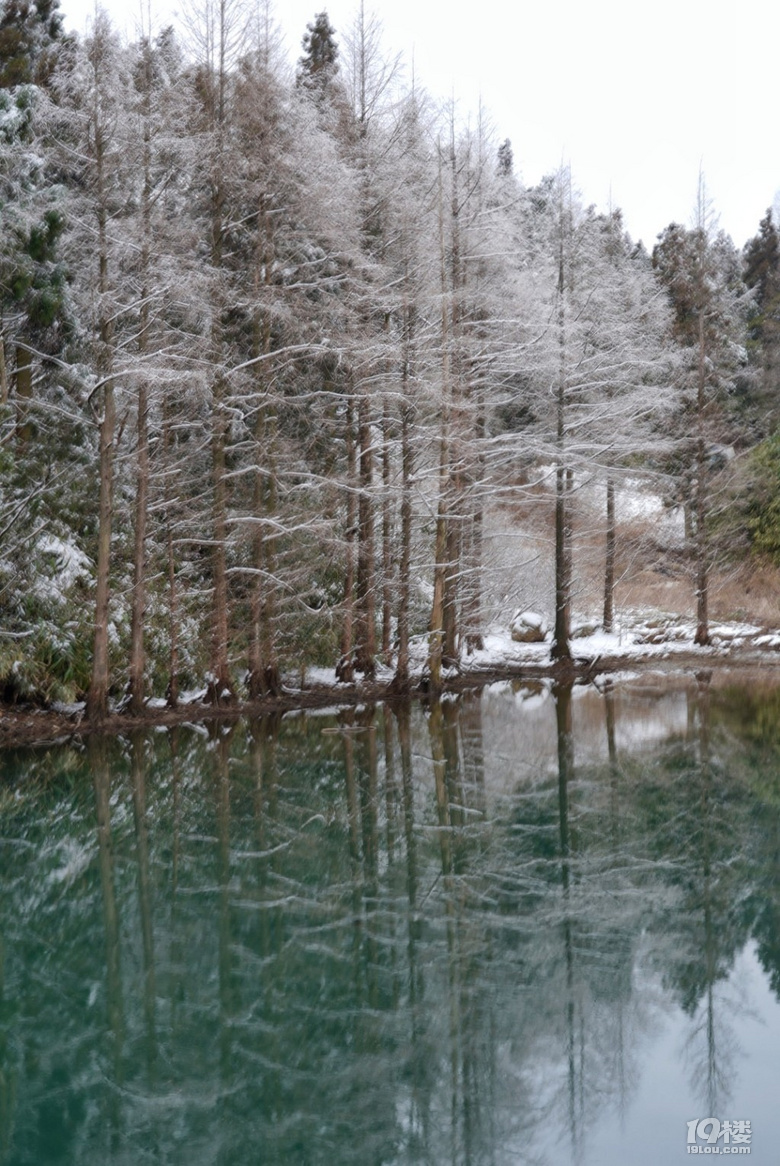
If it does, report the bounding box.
[1,672,779,1164]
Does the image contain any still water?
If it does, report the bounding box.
[1,674,780,1165]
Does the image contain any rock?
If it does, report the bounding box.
[572,623,599,639]
[635,630,667,644]
[511,610,547,643]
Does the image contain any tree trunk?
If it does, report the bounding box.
[552,464,571,661]
[260,434,279,692]
[0,336,7,403]
[338,395,357,681]
[442,525,460,666]
[551,229,571,663]
[354,385,376,677]
[463,375,485,654]
[381,396,393,663]
[248,401,280,697]
[166,514,179,707]
[161,403,179,708]
[207,190,231,699]
[127,372,149,713]
[205,11,234,704]
[694,313,710,646]
[86,381,116,722]
[248,196,280,698]
[428,146,454,690]
[14,343,32,446]
[393,307,414,691]
[441,123,465,669]
[428,497,448,693]
[127,40,153,715]
[248,411,266,694]
[86,60,116,723]
[209,380,232,698]
[603,476,616,633]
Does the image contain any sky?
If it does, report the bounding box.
[56,0,780,249]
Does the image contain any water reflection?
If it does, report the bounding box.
[0,677,780,1163]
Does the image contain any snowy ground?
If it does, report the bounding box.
[10,610,780,751]
[292,612,780,694]
[461,614,775,674]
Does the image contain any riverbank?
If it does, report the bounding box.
[3,615,780,748]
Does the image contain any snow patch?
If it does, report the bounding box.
[48,840,95,888]
[34,535,91,604]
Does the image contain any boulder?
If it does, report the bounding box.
[572,622,599,639]
[511,610,547,643]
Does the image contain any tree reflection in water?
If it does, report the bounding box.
[0,676,779,1163]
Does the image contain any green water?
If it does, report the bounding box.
[1,676,780,1165]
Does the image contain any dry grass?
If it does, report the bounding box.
[486,472,780,631]
[615,547,780,629]
[696,559,780,625]
[562,508,780,629]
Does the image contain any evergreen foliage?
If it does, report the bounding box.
[743,210,780,433]
[497,137,513,176]
[0,0,64,87]
[654,204,747,643]
[745,432,780,563]
[297,11,338,96]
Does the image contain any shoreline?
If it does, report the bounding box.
[3,646,779,750]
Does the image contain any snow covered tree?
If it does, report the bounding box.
[653,180,746,645]
[341,2,399,133]
[573,209,674,633]
[1,0,762,706]
[550,173,575,661]
[427,109,513,683]
[513,174,674,650]
[123,26,191,712]
[0,101,68,445]
[296,11,338,100]
[184,0,249,700]
[496,137,512,177]
[233,44,287,698]
[338,9,402,679]
[743,209,780,435]
[48,14,135,720]
[376,88,438,690]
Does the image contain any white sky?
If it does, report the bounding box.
[57,0,780,249]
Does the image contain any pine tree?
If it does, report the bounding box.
[497,138,513,177]
[296,11,338,99]
[0,11,69,439]
[73,16,129,721]
[743,209,780,434]
[0,0,64,88]
[653,180,746,645]
[0,184,68,444]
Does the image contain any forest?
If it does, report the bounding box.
[2,0,780,722]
